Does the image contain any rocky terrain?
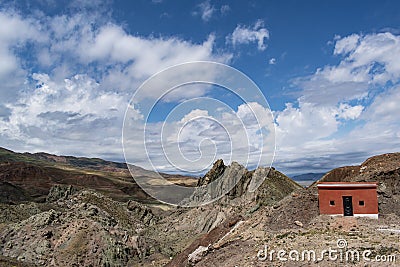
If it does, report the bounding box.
[1,188,160,266]
[184,153,400,266]
[0,149,399,266]
[184,159,301,206]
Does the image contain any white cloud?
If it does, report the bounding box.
[274,32,400,174]
[275,100,363,155]
[193,1,230,22]
[333,34,360,55]
[76,27,229,89]
[0,73,125,139]
[198,0,215,22]
[0,6,231,161]
[0,12,41,43]
[0,10,46,115]
[227,20,269,51]
[269,58,276,65]
[275,103,339,147]
[126,102,274,174]
[336,103,363,120]
[0,74,125,158]
[295,32,400,106]
[359,85,400,130]
[180,109,210,124]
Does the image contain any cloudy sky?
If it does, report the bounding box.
[0,0,399,175]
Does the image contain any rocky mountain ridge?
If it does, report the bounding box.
[0,148,302,266]
[186,159,301,206]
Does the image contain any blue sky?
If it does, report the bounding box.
[0,0,400,175]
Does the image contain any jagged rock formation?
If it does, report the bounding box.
[46,184,78,202]
[183,160,302,206]
[127,200,158,226]
[134,160,303,266]
[197,159,226,186]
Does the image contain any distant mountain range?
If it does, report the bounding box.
[0,147,197,204]
[291,172,325,181]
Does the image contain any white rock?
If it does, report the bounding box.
[188,245,209,264]
[294,220,303,227]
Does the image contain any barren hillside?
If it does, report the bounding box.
[0,150,399,266]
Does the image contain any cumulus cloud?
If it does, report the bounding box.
[295,32,400,105]
[78,26,227,84]
[0,11,44,102]
[0,4,231,161]
[126,102,274,174]
[227,20,269,51]
[274,32,400,174]
[333,34,360,55]
[179,109,210,124]
[336,103,363,120]
[0,73,125,155]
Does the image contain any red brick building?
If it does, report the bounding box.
[317,182,378,219]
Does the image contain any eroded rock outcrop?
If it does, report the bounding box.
[46,184,78,202]
[183,160,302,206]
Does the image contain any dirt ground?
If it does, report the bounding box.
[193,213,400,267]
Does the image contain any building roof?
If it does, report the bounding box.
[317,182,377,189]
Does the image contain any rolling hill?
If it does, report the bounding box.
[0,147,197,204]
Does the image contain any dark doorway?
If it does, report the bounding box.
[343,196,353,216]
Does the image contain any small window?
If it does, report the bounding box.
[330,200,335,206]
[359,200,365,206]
